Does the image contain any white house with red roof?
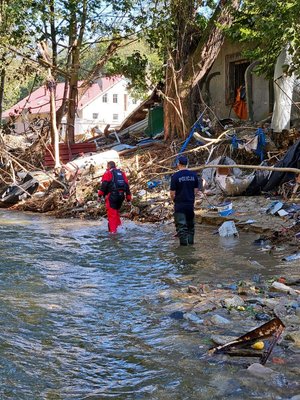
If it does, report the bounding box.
[3,76,140,139]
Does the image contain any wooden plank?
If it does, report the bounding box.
[43,142,97,167]
[47,143,97,149]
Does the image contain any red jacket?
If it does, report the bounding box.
[98,168,131,201]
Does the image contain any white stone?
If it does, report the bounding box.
[247,363,275,377]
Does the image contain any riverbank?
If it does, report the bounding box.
[196,195,300,246]
[5,141,299,251]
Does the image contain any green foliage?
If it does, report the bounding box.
[1,0,160,109]
[0,0,220,109]
[104,39,163,98]
[7,0,300,116]
[0,0,39,113]
[228,0,300,78]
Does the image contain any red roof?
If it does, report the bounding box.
[3,76,122,118]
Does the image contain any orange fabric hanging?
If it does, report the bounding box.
[233,86,248,120]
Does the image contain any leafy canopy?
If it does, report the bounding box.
[229,0,300,77]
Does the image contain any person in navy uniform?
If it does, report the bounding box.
[170,155,199,245]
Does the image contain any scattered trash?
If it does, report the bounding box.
[253,238,270,246]
[0,173,39,205]
[147,180,161,189]
[271,281,300,295]
[248,259,265,268]
[251,341,264,350]
[282,252,300,262]
[218,221,239,237]
[266,200,283,215]
[271,357,285,365]
[217,201,233,216]
[209,317,285,365]
[277,209,289,217]
[111,144,135,152]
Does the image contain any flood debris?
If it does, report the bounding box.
[0,173,39,206]
[218,221,239,237]
[282,252,300,262]
[209,317,285,365]
[0,101,299,249]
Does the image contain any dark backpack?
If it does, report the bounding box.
[109,169,127,209]
[111,169,127,191]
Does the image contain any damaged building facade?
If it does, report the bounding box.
[203,40,300,130]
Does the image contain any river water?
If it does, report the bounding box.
[0,211,299,399]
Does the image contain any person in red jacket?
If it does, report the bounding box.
[98,161,131,233]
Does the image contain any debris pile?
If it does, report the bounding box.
[0,113,299,245]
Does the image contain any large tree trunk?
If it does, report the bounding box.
[38,41,61,168]
[47,77,61,169]
[164,0,240,139]
[65,3,79,145]
[66,64,79,144]
[0,67,5,123]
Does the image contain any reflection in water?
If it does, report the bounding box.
[0,211,298,399]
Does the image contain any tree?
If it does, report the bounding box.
[1,0,154,144]
[1,0,244,144]
[104,38,163,99]
[33,0,155,144]
[0,0,34,123]
[146,0,240,139]
[228,0,300,77]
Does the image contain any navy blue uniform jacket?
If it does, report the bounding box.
[170,169,199,213]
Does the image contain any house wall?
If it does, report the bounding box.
[6,78,141,139]
[78,79,140,134]
[205,41,270,122]
[9,113,49,135]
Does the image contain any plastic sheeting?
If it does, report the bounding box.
[271,47,294,132]
[263,138,300,192]
[202,156,254,196]
[64,150,120,178]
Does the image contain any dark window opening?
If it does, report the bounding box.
[227,60,250,105]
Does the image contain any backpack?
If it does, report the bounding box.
[111,169,127,191]
[109,169,127,210]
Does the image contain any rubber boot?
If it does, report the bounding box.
[179,236,188,246]
[187,216,195,245]
[174,212,188,246]
[187,234,194,245]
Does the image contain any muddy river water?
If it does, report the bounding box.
[0,210,299,399]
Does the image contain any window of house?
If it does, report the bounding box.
[92,113,98,119]
[113,94,118,103]
[113,114,119,120]
[225,53,250,105]
[124,94,128,111]
[132,98,137,105]
[102,94,108,103]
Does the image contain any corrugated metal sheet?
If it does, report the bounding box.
[118,117,148,136]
